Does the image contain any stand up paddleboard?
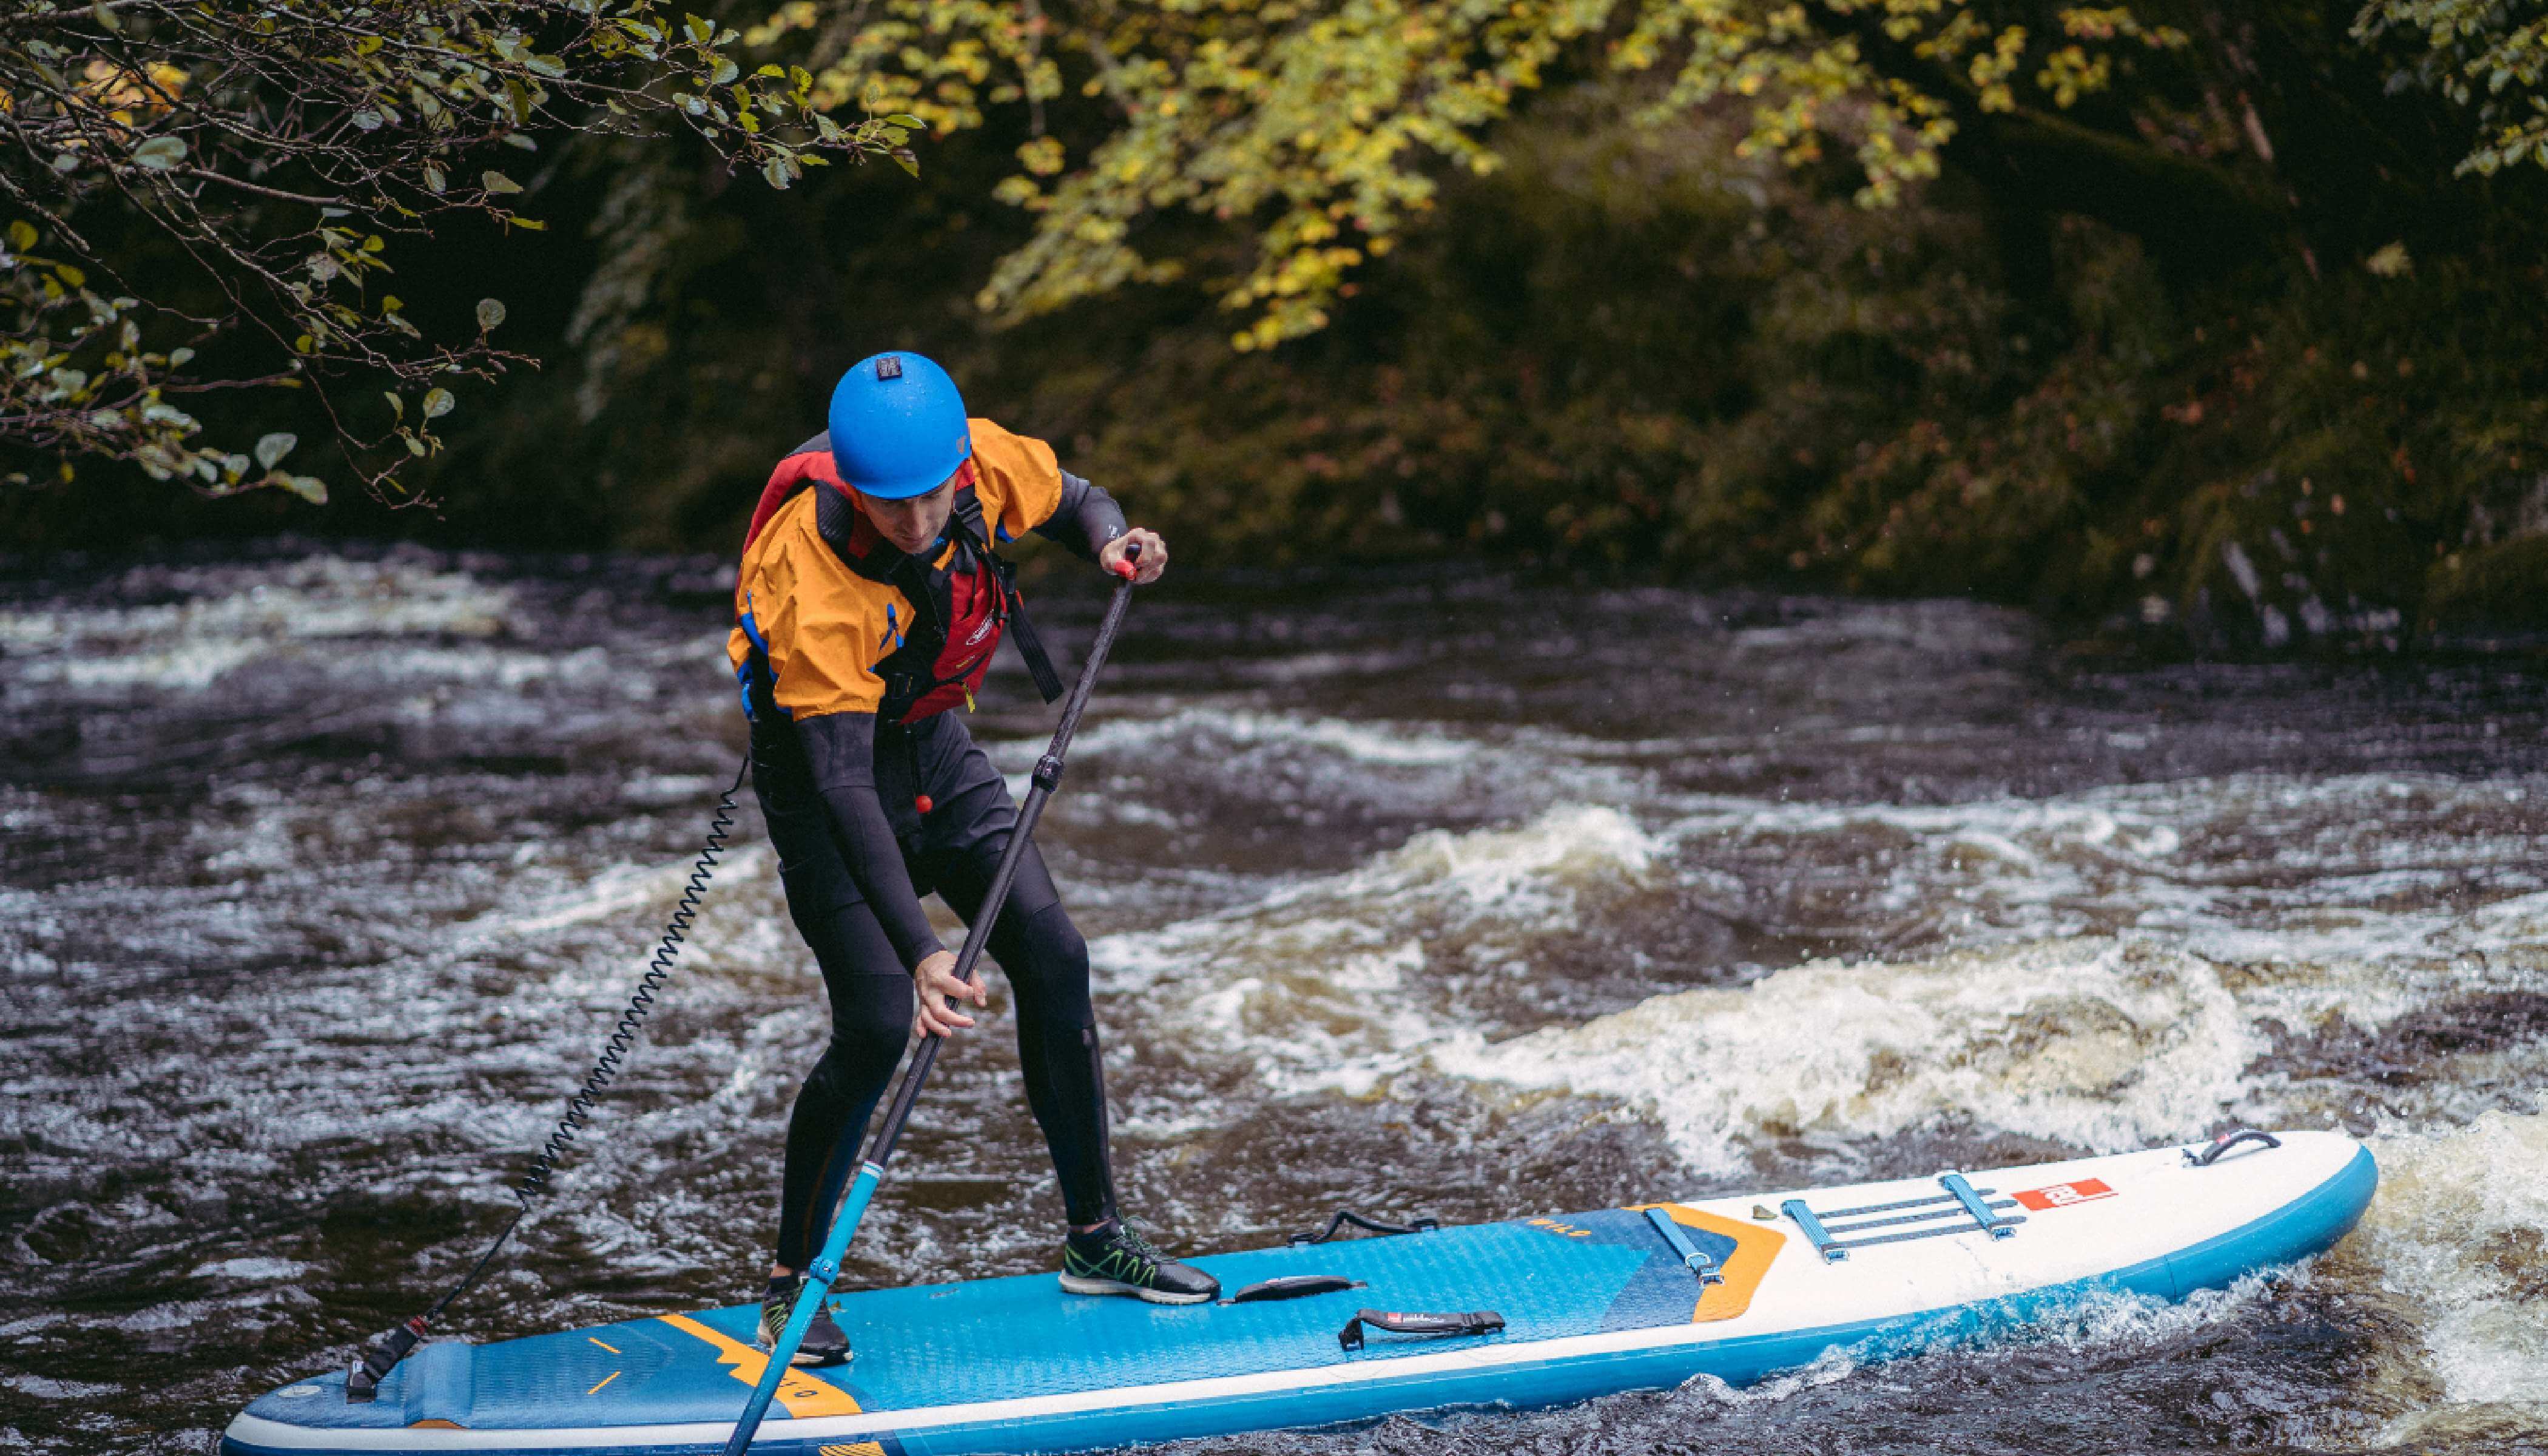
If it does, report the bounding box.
[224,1130,2373,1455]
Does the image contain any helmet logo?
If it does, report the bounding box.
[877,355,904,380]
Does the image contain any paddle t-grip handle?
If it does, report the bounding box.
[1109,536,1144,579]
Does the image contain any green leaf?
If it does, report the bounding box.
[421,387,454,419]
[422,163,447,194]
[167,347,194,366]
[276,473,328,505]
[476,297,507,331]
[885,113,925,129]
[892,147,919,177]
[132,136,187,170]
[7,220,35,252]
[763,155,795,189]
[481,170,523,194]
[254,431,297,468]
[383,391,404,420]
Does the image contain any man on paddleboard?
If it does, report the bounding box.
[727,351,1214,1366]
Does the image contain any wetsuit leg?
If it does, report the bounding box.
[754,724,920,1270]
[918,723,1118,1227]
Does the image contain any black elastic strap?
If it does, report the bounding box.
[2185,1128,2283,1167]
[1338,1309,1505,1352]
[1001,584,1066,704]
[1289,1209,1440,1246]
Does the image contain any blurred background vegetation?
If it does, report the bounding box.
[7,1,2546,647]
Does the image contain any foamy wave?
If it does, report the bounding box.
[1095,804,1662,1093]
[1437,939,2265,1172]
[2359,1111,2548,1413]
[0,554,512,692]
[1068,707,1481,767]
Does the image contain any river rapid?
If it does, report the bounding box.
[3,545,2545,1454]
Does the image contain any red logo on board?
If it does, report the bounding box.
[2014,1178,2115,1212]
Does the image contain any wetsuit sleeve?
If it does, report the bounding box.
[794,711,945,970]
[1030,470,1129,562]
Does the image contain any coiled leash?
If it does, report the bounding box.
[345,753,752,1402]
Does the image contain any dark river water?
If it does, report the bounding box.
[4,544,2545,1453]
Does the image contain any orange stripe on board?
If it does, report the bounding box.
[656,1312,863,1418]
[1628,1203,1787,1323]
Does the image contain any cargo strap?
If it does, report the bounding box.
[1338,1308,1505,1352]
[1288,1209,1440,1246]
[1783,1171,2026,1264]
[1642,1208,1726,1285]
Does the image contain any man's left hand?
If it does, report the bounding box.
[1099,528,1168,584]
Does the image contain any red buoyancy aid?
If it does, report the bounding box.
[744,436,1062,726]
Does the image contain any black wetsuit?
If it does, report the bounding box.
[757,473,1127,1269]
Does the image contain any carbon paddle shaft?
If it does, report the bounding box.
[724,555,1141,1455]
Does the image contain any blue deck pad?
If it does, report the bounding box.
[707,1212,1687,1412]
[245,1207,1713,1436]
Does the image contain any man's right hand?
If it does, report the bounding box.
[913,949,984,1037]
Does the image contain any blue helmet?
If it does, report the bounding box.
[827,351,972,499]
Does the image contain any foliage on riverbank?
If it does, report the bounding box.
[7,2,2547,646]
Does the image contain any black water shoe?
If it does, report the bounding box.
[758,1276,853,1366]
[1059,1219,1221,1305]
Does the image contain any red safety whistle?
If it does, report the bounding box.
[914,795,934,814]
[1110,538,1144,580]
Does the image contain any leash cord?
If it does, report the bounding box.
[346,750,752,1400]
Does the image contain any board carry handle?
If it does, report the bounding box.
[1224,1274,1364,1305]
[1338,1309,1505,1352]
[1288,1209,1440,1246]
[2185,1128,2282,1167]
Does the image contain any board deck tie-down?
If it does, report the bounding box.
[1782,1173,2027,1262]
